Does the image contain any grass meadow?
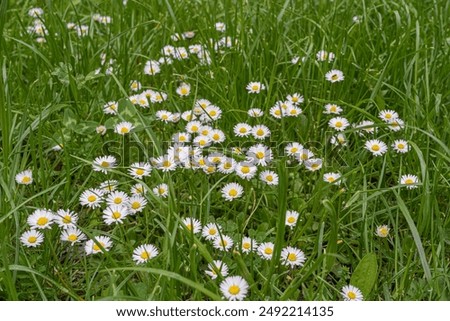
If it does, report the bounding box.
[0,0,449,301]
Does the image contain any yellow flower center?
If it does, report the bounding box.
[180,87,189,95]
[22,176,31,183]
[243,242,251,250]
[335,121,343,128]
[63,215,72,224]
[208,228,217,235]
[311,163,319,169]
[219,239,228,247]
[256,129,264,136]
[131,202,141,210]
[212,133,220,140]
[224,162,232,169]
[327,177,335,182]
[158,188,166,195]
[68,234,78,242]
[251,85,259,91]
[163,160,172,168]
[287,216,296,224]
[88,195,97,202]
[385,113,392,119]
[274,109,281,116]
[206,166,215,173]
[301,153,308,160]
[371,145,380,151]
[287,253,297,261]
[266,175,273,182]
[290,147,298,153]
[397,143,405,149]
[379,227,388,236]
[113,197,122,204]
[292,96,298,102]
[348,291,356,300]
[37,217,48,226]
[101,161,110,168]
[330,105,337,112]
[241,166,250,174]
[120,127,130,134]
[290,109,297,115]
[264,247,273,255]
[405,178,414,184]
[140,251,149,260]
[28,236,37,243]
[209,110,217,116]
[239,127,248,133]
[256,151,265,159]
[331,74,339,81]
[186,223,192,231]
[228,189,238,197]
[136,168,145,176]
[93,242,105,252]
[162,114,168,120]
[199,139,207,146]
[229,285,240,295]
[112,211,122,219]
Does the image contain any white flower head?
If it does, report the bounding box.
[220,276,249,301]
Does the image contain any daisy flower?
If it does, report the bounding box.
[85,236,113,255]
[176,83,191,96]
[92,155,117,174]
[54,209,78,229]
[155,110,174,123]
[259,170,279,185]
[375,225,390,238]
[354,120,376,135]
[233,123,252,137]
[181,111,196,122]
[151,91,167,103]
[199,125,213,136]
[60,227,86,245]
[378,110,399,122]
[128,195,148,214]
[209,129,226,144]
[217,157,237,174]
[143,60,161,75]
[115,121,134,135]
[206,260,229,279]
[285,142,304,157]
[246,82,266,94]
[304,158,323,171]
[106,191,129,206]
[325,69,344,83]
[27,209,54,230]
[241,237,257,253]
[174,47,189,60]
[213,235,234,251]
[400,174,419,189]
[364,139,388,156]
[252,125,271,140]
[20,230,44,247]
[281,246,306,267]
[221,182,244,201]
[297,149,314,163]
[99,180,118,193]
[128,162,152,179]
[202,223,222,241]
[28,7,44,17]
[287,93,304,105]
[235,162,257,180]
[181,217,202,234]
[285,210,299,228]
[286,105,302,117]
[330,133,347,146]
[269,105,284,119]
[131,183,147,195]
[193,135,212,148]
[220,276,249,301]
[129,80,141,92]
[328,117,350,131]
[132,244,159,264]
[79,188,104,208]
[341,285,364,301]
[392,139,410,153]
[154,155,177,172]
[15,169,33,185]
[247,144,272,166]
[324,103,343,115]
[103,101,118,115]
[248,108,264,118]
[387,118,404,132]
[153,183,169,198]
[257,242,275,260]
[323,172,341,185]
[103,205,129,225]
[96,125,107,135]
[172,132,191,144]
[215,22,226,32]
[201,105,222,122]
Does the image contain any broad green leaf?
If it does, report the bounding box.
[350,253,378,298]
